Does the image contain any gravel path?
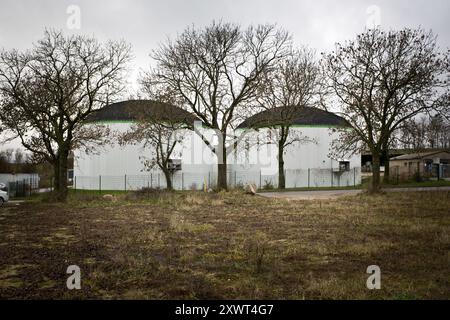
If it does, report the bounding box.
[258,186,450,200]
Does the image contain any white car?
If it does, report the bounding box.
[0,190,8,206]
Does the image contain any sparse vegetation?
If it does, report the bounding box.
[257,178,450,192]
[0,190,449,299]
[262,179,275,190]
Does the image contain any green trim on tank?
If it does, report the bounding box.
[236,124,350,130]
[87,121,350,130]
[85,120,135,124]
[85,120,210,128]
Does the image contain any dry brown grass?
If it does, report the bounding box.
[0,190,449,299]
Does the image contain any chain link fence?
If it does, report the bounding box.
[442,164,450,179]
[74,167,362,191]
[0,174,40,199]
[390,163,450,183]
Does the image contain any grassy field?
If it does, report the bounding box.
[0,189,449,299]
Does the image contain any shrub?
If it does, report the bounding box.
[244,231,269,273]
[189,183,198,191]
[263,179,274,190]
[232,182,245,190]
[413,171,423,182]
[124,187,166,201]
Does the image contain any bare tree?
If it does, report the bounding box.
[0,149,13,173]
[427,114,449,148]
[14,149,24,164]
[441,49,450,121]
[322,28,445,192]
[397,114,449,150]
[248,47,322,189]
[119,102,197,190]
[145,21,291,190]
[0,30,131,201]
[397,117,428,150]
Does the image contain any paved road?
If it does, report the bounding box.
[258,186,450,200]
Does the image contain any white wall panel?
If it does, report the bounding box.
[74,123,361,190]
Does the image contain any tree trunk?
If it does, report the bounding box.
[55,149,69,202]
[53,161,60,193]
[163,169,173,190]
[217,134,228,190]
[384,159,390,184]
[382,141,390,184]
[371,153,382,193]
[217,163,227,190]
[278,143,285,189]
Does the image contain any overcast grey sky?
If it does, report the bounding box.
[1,0,449,92]
[0,0,449,150]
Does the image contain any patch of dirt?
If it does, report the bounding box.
[0,191,449,299]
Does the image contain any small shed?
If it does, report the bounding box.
[389,150,450,179]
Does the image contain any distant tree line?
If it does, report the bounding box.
[0,149,35,173]
[396,115,450,150]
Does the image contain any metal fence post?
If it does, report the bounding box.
[259,170,262,189]
[182,172,184,190]
[354,168,356,186]
[124,174,127,192]
[99,175,102,194]
[150,173,153,188]
[308,168,310,188]
[158,173,160,188]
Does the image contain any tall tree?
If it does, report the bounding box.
[146,21,291,190]
[119,102,197,190]
[322,28,445,192]
[250,48,322,189]
[0,30,131,201]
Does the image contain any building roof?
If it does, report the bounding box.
[237,106,350,129]
[361,148,449,157]
[390,150,450,161]
[86,100,199,124]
